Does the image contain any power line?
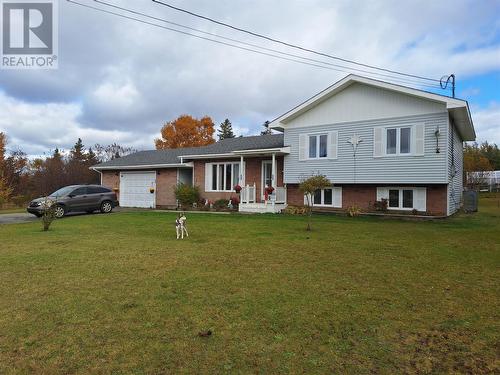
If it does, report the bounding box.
[68,1,447,91]
[152,0,442,84]
[91,0,446,89]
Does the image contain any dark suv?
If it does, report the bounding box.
[27,185,119,218]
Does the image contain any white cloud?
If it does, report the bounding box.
[0,0,498,153]
[472,102,500,144]
[0,92,151,155]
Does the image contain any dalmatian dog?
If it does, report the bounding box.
[175,213,189,239]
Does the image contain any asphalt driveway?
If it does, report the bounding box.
[0,213,38,224]
[0,208,125,224]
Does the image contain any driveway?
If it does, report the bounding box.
[0,213,38,224]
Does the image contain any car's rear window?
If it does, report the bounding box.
[71,187,88,196]
[88,186,112,194]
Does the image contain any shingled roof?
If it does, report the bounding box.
[93,134,284,169]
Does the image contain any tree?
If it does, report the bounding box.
[66,139,99,185]
[299,174,332,231]
[478,141,500,170]
[0,133,12,204]
[217,118,235,140]
[93,143,137,162]
[464,143,493,190]
[155,115,215,149]
[260,120,272,135]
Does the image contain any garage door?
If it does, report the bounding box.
[119,171,156,208]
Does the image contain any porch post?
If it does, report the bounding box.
[240,155,244,186]
[271,153,276,188]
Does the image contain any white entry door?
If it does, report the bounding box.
[119,171,156,208]
[261,161,272,200]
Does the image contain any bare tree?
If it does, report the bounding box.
[299,174,332,231]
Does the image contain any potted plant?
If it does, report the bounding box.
[234,184,242,193]
[149,187,155,194]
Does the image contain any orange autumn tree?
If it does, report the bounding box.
[155,115,215,149]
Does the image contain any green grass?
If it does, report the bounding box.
[0,196,499,374]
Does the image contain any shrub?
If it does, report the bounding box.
[374,199,388,212]
[347,205,362,217]
[174,184,200,209]
[213,199,229,211]
[41,198,56,232]
[230,196,239,206]
[283,205,307,215]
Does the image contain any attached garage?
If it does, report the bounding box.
[119,171,156,208]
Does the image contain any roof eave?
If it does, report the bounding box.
[92,162,193,170]
[269,74,471,130]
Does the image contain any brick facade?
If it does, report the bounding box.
[287,183,448,216]
[101,171,120,200]
[155,169,177,208]
[101,169,177,208]
[193,156,284,203]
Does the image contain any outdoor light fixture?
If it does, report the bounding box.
[434,127,441,153]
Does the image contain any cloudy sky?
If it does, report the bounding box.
[0,0,499,156]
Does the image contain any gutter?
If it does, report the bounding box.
[180,147,290,159]
[91,162,193,171]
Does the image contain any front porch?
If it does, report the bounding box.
[239,184,287,213]
[235,149,288,213]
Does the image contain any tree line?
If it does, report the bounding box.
[154,115,272,149]
[0,132,135,207]
[464,141,500,189]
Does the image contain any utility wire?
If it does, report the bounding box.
[69,1,447,91]
[152,0,442,84]
[91,0,446,90]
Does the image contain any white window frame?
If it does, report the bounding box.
[207,162,240,192]
[305,187,342,208]
[307,133,328,159]
[387,188,414,210]
[384,126,412,156]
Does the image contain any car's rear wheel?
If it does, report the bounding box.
[54,205,66,218]
[100,201,113,214]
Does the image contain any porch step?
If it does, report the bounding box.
[239,203,287,214]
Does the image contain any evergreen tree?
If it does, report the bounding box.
[217,118,236,140]
[260,120,272,135]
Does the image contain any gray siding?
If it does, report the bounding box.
[283,112,449,184]
[448,119,464,214]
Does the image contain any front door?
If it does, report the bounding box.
[261,161,272,201]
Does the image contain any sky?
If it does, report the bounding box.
[0,0,499,156]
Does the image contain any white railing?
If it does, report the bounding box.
[274,187,287,203]
[241,183,256,203]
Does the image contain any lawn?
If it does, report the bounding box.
[0,196,499,374]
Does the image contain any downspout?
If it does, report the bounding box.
[91,167,102,185]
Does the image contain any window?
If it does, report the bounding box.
[71,187,88,196]
[400,127,411,154]
[389,189,399,208]
[210,162,240,191]
[319,134,328,157]
[308,187,341,207]
[313,189,322,205]
[323,188,332,205]
[88,186,111,194]
[387,188,415,210]
[308,134,328,158]
[402,190,413,208]
[309,136,317,158]
[386,127,411,155]
[387,129,397,154]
